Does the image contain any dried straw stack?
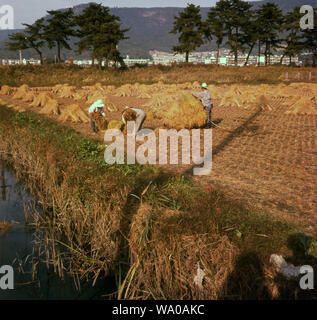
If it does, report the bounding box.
[13,84,30,99]
[31,92,52,107]
[0,85,14,95]
[163,93,206,130]
[58,104,90,123]
[285,97,317,115]
[39,99,60,115]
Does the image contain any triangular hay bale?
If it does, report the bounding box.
[58,104,90,123]
[22,92,36,102]
[255,95,274,111]
[87,91,106,104]
[51,84,64,94]
[0,85,14,95]
[164,93,206,130]
[107,120,123,130]
[58,85,76,98]
[285,97,317,115]
[39,99,60,115]
[31,92,52,107]
[73,91,89,101]
[13,84,30,99]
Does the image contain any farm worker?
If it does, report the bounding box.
[122,106,146,135]
[192,83,213,128]
[88,99,106,134]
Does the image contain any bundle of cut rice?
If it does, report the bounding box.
[51,84,64,94]
[31,92,52,107]
[285,97,317,115]
[107,120,123,130]
[0,85,14,95]
[163,93,206,130]
[39,99,60,115]
[59,85,76,98]
[22,92,36,102]
[58,104,90,123]
[113,84,135,97]
[13,84,30,99]
[255,95,274,111]
[87,91,106,104]
[73,91,89,101]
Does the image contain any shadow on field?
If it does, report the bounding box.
[220,251,271,300]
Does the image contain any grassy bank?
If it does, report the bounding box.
[0,64,316,88]
[0,104,316,299]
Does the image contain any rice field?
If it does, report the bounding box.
[1,68,317,300]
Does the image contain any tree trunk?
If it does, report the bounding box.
[185,51,189,63]
[235,27,238,66]
[245,43,255,66]
[279,53,285,65]
[34,48,43,65]
[258,40,261,66]
[57,41,61,63]
[98,58,103,69]
[216,44,220,66]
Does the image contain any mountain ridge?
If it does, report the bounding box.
[0,0,315,60]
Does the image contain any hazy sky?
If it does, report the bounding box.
[0,0,262,28]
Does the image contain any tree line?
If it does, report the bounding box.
[171,0,317,66]
[5,1,317,67]
[6,3,129,67]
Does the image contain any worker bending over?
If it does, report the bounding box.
[88,99,106,135]
[122,107,146,135]
[192,83,213,128]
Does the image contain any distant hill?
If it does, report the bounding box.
[0,0,315,60]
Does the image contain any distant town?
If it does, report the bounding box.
[1,48,304,67]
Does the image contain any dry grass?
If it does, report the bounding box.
[119,204,237,300]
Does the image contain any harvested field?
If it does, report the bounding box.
[1,81,316,234]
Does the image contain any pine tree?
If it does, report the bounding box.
[281,7,304,65]
[75,3,129,68]
[206,2,228,65]
[256,3,284,66]
[170,4,204,63]
[221,0,253,66]
[6,18,45,64]
[43,9,75,63]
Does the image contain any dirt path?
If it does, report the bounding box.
[1,91,316,232]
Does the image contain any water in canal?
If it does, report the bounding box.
[0,159,109,300]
